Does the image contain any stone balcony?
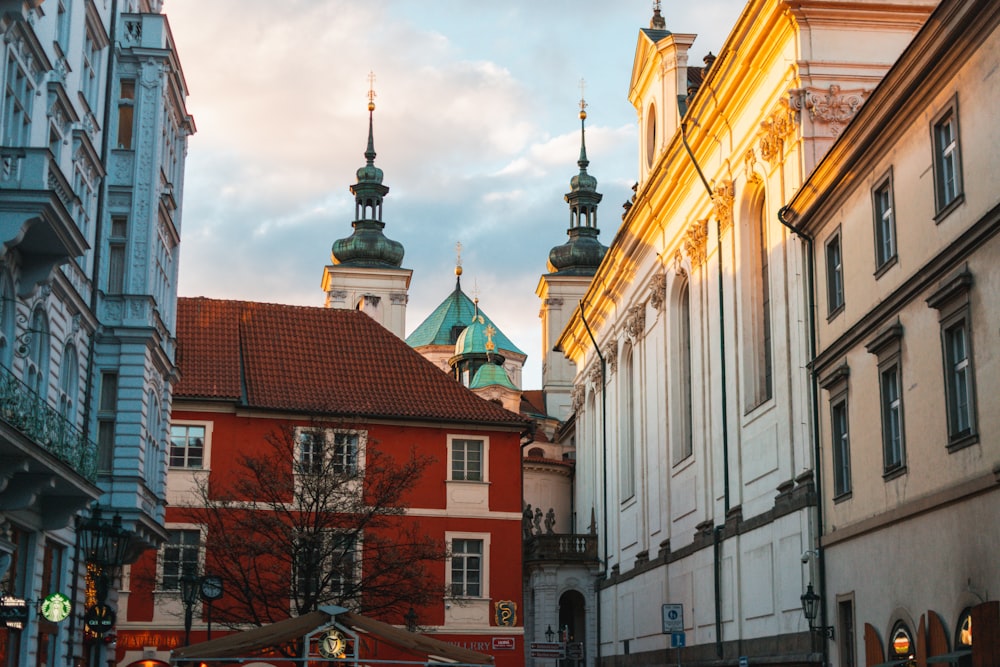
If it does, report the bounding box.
[524,533,599,564]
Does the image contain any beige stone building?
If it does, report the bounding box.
[787,0,1000,662]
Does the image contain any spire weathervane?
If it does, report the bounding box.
[455,241,463,280]
[579,78,588,119]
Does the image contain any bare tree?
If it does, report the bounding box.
[180,420,447,636]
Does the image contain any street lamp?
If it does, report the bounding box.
[800,583,835,639]
[545,625,555,642]
[180,573,200,646]
[80,506,132,603]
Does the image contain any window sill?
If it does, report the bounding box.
[873,255,897,280]
[933,192,965,223]
[946,431,979,453]
[882,465,907,482]
[826,303,845,322]
[833,490,852,504]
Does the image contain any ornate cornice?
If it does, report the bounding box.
[792,84,869,137]
[711,180,735,234]
[684,219,709,267]
[758,97,797,166]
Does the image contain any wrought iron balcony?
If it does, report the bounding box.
[524,533,599,564]
[0,364,98,482]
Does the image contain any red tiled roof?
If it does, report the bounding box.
[175,297,525,426]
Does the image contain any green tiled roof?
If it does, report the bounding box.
[406,282,524,357]
[470,362,518,391]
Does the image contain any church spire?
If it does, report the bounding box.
[547,84,607,276]
[331,72,405,268]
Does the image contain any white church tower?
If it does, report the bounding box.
[322,75,411,338]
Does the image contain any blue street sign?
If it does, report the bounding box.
[670,632,685,648]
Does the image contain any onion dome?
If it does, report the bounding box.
[547,96,608,276]
[332,78,405,268]
[455,313,492,357]
[470,360,518,391]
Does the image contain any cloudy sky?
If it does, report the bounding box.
[166,1,745,389]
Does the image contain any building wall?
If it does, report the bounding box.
[795,0,1000,661]
[118,405,525,667]
[0,1,191,665]
[557,2,933,665]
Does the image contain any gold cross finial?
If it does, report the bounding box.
[456,241,463,268]
[367,71,377,111]
[579,78,588,119]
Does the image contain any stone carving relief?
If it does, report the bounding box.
[792,84,870,137]
[649,271,667,311]
[571,384,585,412]
[544,297,564,308]
[603,341,618,375]
[684,219,709,268]
[744,148,762,185]
[711,180,735,235]
[588,363,603,387]
[624,304,646,340]
[389,292,408,305]
[758,97,797,166]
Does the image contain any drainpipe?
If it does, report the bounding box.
[680,121,729,657]
[578,301,607,667]
[776,205,828,665]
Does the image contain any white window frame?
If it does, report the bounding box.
[872,171,897,274]
[156,525,204,593]
[294,428,365,476]
[825,229,845,316]
[445,532,489,600]
[931,99,963,216]
[169,421,212,470]
[447,434,488,483]
[293,530,359,605]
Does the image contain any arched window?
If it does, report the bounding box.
[620,342,636,501]
[671,272,693,463]
[58,343,79,425]
[741,190,773,410]
[26,307,50,398]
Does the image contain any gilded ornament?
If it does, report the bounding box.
[684,219,709,267]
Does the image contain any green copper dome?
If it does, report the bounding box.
[548,103,607,276]
[470,361,518,391]
[332,102,405,268]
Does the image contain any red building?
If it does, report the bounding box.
[116,297,526,667]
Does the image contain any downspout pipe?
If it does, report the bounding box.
[578,300,607,666]
[776,204,828,665]
[680,121,729,658]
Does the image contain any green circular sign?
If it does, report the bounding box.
[41,593,72,623]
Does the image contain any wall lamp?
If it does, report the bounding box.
[800,584,835,639]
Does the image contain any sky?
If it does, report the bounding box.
[166,1,746,390]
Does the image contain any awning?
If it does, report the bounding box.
[170,607,495,665]
[926,649,972,664]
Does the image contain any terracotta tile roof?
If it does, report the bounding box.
[175,297,525,426]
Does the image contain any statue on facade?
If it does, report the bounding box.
[544,508,556,534]
[523,504,534,538]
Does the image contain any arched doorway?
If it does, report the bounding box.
[559,590,586,666]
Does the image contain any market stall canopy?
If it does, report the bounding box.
[170,606,495,665]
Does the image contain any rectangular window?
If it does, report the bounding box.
[81,31,101,111]
[97,372,118,472]
[56,0,71,55]
[872,176,896,271]
[169,424,205,469]
[831,398,851,497]
[3,54,33,146]
[107,216,128,294]
[450,539,482,597]
[161,529,200,590]
[451,439,483,481]
[825,232,844,315]
[944,318,976,444]
[116,79,135,149]
[296,429,360,475]
[932,104,962,214]
[880,363,904,472]
[294,532,356,602]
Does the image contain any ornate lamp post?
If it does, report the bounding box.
[800,583,835,639]
[180,573,201,646]
[545,625,555,642]
[405,607,418,632]
[79,506,132,665]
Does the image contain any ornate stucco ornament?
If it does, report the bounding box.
[649,271,667,311]
[711,180,735,234]
[758,97,798,166]
[684,219,709,267]
[588,362,603,387]
[744,148,762,185]
[603,341,618,375]
[624,304,646,340]
[792,84,870,137]
[571,384,586,413]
